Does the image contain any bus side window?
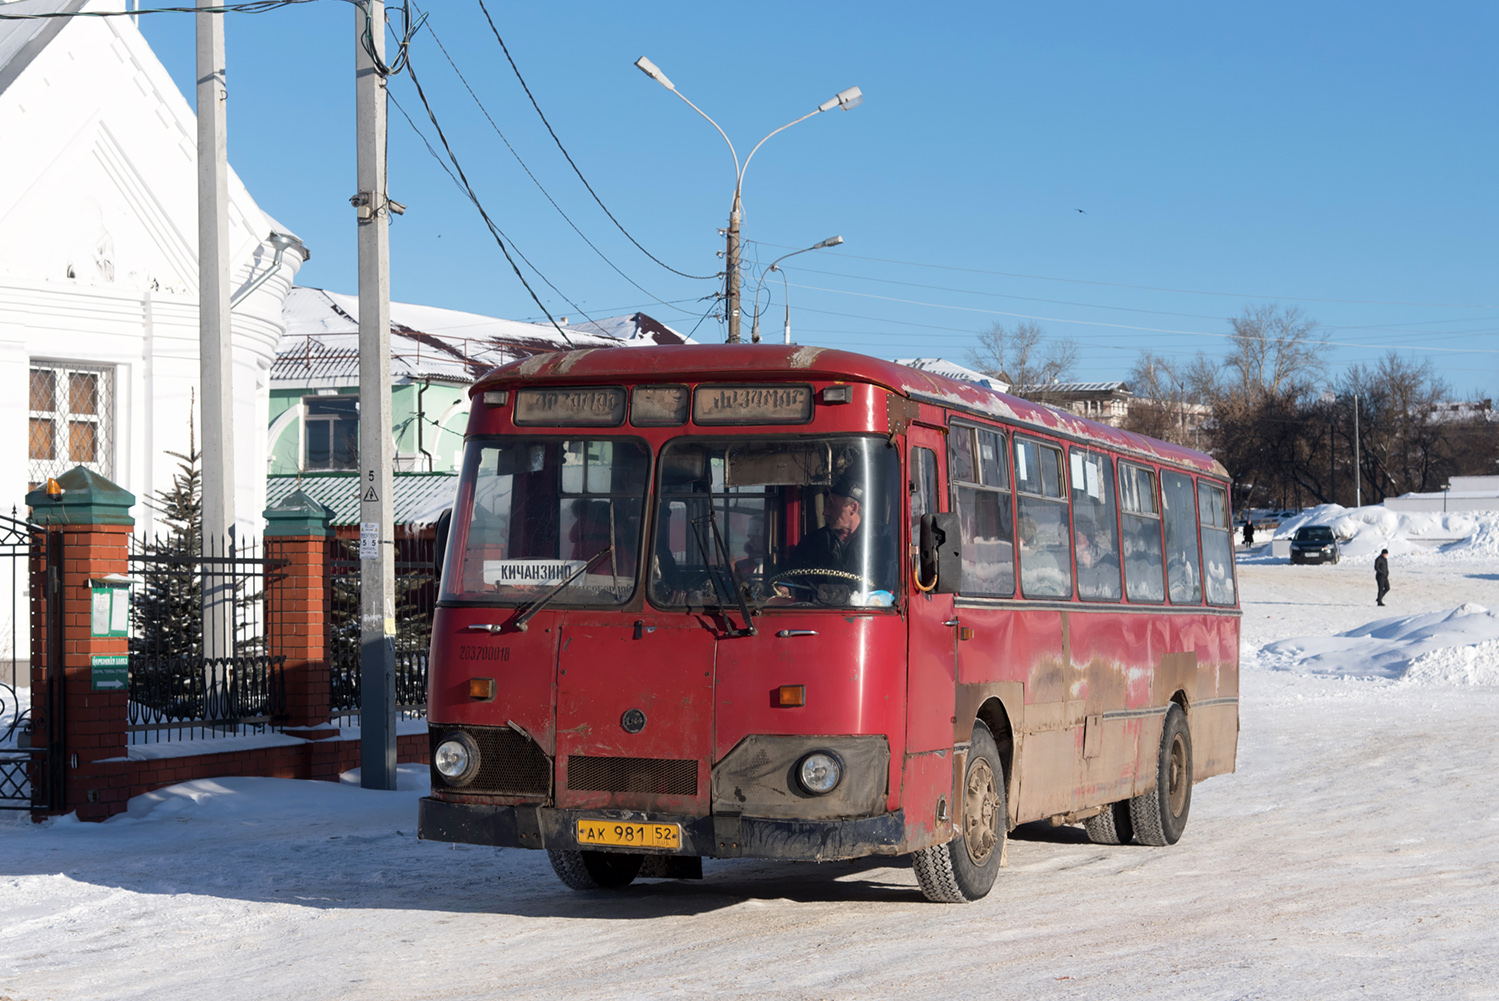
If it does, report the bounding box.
[1014,437,1071,599]
[1161,471,1203,604]
[1198,479,1237,606]
[948,424,1014,596]
[911,446,937,529]
[1070,448,1122,601]
[1118,462,1165,603]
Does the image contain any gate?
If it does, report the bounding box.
[328,535,433,727]
[1,511,60,811]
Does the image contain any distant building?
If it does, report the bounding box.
[1012,381,1135,427]
[1384,475,1499,513]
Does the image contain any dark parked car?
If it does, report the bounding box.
[1289,525,1340,565]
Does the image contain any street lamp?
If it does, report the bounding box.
[750,236,843,344]
[634,56,861,343]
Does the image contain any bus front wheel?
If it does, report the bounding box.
[1130,703,1193,846]
[912,721,1006,903]
[548,849,643,890]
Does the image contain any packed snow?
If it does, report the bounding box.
[3,524,1498,999]
[1262,503,1499,563]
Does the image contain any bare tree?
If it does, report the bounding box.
[967,321,1077,401]
[1122,350,1220,445]
[1223,304,1325,402]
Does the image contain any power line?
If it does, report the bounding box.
[474,0,717,283]
[401,50,579,344]
[782,280,1499,355]
[418,17,697,320]
[0,0,332,16]
[747,239,1499,310]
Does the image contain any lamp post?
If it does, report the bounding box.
[634,57,860,343]
[750,236,843,344]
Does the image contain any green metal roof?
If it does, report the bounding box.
[265,471,456,527]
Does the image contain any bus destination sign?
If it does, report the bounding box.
[694,384,813,425]
[513,387,626,426]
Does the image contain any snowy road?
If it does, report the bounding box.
[3,558,1499,1000]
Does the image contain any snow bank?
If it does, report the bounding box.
[1271,503,1499,562]
[1256,603,1499,685]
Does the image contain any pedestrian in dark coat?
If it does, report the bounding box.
[1375,549,1390,606]
[1242,520,1255,547]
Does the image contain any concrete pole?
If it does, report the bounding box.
[356,0,397,790]
[725,194,742,343]
[196,0,234,663]
[1354,393,1362,507]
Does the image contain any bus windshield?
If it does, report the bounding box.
[649,435,901,609]
[442,437,649,605]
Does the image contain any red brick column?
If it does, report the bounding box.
[264,491,336,739]
[26,468,135,820]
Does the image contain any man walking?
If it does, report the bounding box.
[1375,549,1390,606]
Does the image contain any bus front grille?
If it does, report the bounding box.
[430,725,551,796]
[566,756,698,796]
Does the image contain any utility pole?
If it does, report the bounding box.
[1354,393,1362,507]
[197,0,234,662]
[356,0,396,791]
[725,200,742,342]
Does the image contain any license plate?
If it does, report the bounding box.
[576,819,682,850]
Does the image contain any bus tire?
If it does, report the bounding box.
[1084,800,1135,845]
[912,721,1006,903]
[1130,703,1192,846]
[547,849,643,890]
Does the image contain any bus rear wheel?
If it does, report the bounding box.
[1084,800,1135,845]
[912,721,1006,903]
[1130,703,1193,846]
[548,849,643,890]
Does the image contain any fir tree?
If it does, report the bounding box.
[132,402,204,667]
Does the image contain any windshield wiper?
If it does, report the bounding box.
[690,506,757,638]
[512,547,612,633]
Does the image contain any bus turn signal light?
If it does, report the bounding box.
[469,677,496,700]
[776,685,806,708]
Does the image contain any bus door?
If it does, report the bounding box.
[904,424,958,840]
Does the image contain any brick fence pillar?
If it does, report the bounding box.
[26,467,134,820]
[264,490,335,738]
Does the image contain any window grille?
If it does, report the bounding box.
[28,362,113,491]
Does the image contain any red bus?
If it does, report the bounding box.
[418,345,1239,903]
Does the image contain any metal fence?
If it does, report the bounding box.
[1,510,40,809]
[127,534,286,743]
[328,535,434,728]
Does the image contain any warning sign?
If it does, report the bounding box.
[362,485,379,502]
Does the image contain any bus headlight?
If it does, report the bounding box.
[434,731,480,787]
[797,751,843,795]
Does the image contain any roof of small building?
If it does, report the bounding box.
[273,287,691,389]
[266,470,456,527]
[1012,381,1133,396]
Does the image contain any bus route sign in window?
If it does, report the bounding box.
[631,385,689,426]
[513,387,626,426]
[693,384,813,425]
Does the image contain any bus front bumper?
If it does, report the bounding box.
[418,796,907,862]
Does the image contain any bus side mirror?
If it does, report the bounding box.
[920,512,962,594]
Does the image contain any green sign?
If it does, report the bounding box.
[91,653,129,692]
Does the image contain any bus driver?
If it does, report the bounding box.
[788,473,896,594]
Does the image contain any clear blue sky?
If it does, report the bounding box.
[140,1,1498,397]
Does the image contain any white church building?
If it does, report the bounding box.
[0,0,306,538]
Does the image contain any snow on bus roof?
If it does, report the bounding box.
[472,344,1225,477]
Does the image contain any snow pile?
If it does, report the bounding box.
[1257,603,1499,685]
[1272,503,1499,561]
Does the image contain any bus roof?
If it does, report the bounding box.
[471,344,1227,478]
